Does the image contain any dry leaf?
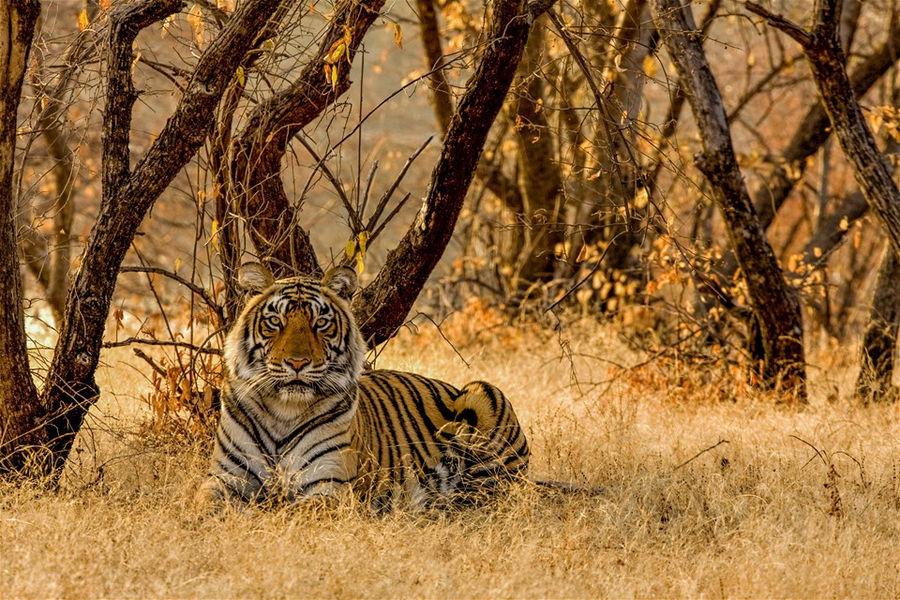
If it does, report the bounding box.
[187,3,205,47]
[634,187,649,210]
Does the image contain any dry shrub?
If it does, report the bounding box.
[141,351,221,439]
[408,296,545,350]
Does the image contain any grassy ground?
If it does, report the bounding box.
[2,319,898,598]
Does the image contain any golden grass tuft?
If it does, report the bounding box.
[2,321,898,598]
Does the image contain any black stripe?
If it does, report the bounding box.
[277,399,352,455]
[361,374,403,471]
[216,429,264,486]
[302,429,347,458]
[372,373,433,469]
[230,402,274,464]
[357,384,395,472]
[388,374,438,460]
[304,441,350,467]
[419,376,456,426]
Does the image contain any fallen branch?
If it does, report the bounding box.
[673,439,730,471]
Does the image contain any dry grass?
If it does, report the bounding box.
[2,320,899,599]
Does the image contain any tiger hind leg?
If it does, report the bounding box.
[444,381,529,492]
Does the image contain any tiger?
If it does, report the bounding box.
[195,262,529,512]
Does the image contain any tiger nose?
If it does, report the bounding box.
[284,357,310,371]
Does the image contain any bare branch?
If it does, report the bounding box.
[119,265,224,325]
[365,136,433,233]
[102,338,221,355]
[745,2,812,47]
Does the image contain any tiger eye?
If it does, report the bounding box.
[263,315,283,331]
[315,317,333,333]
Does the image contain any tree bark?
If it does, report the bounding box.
[747,1,900,257]
[0,0,43,471]
[653,0,807,398]
[855,246,900,402]
[353,0,555,346]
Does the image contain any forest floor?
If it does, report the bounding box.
[2,316,898,598]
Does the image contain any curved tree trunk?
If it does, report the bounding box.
[9,0,295,478]
[653,0,807,399]
[229,0,386,279]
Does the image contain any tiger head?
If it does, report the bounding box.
[224,262,366,405]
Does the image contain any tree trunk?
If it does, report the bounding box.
[747,0,900,258]
[353,0,555,345]
[653,0,807,398]
[14,0,295,478]
[0,0,43,471]
[855,247,900,402]
[416,0,454,136]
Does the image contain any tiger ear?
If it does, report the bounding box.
[237,262,275,293]
[322,266,357,300]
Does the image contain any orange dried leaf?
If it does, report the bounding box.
[77,8,89,31]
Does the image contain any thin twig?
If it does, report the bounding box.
[365,136,433,232]
[673,439,730,471]
[294,134,362,233]
[360,160,379,223]
[411,311,470,368]
[132,347,166,376]
[102,338,222,355]
[120,265,225,325]
[368,193,412,244]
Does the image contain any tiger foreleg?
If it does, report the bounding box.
[193,474,258,515]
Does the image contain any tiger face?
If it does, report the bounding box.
[224,263,366,407]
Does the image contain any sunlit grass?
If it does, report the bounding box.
[2,320,898,598]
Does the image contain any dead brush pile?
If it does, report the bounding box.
[2,319,898,598]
